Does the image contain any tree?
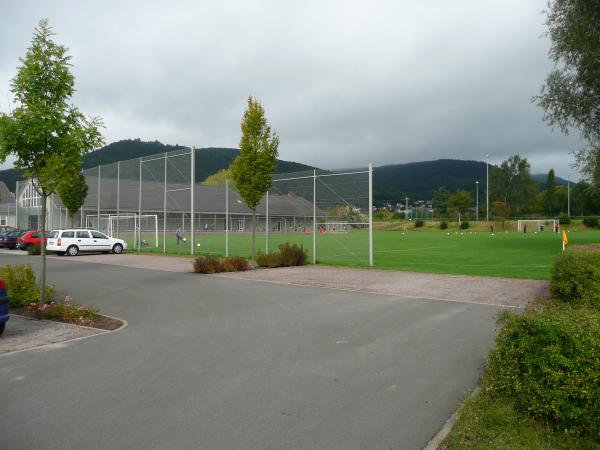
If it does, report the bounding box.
[0,20,103,304]
[231,96,279,264]
[448,189,472,224]
[544,168,558,216]
[202,167,233,186]
[489,155,538,216]
[58,171,88,226]
[534,0,600,183]
[432,186,450,218]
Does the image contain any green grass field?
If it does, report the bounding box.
[127,229,600,280]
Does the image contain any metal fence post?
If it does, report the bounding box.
[313,169,316,265]
[369,162,373,267]
[97,165,101,227]
[163,152,167,253]
[190,147,195,255]
[266,190,269,254]
[138,157,142,251]
[116,162,120,238]
[15,181,18,228]
[225,179,229,257]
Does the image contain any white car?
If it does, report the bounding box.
[46,229,127,256]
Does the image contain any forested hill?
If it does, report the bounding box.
[373,159,487,201]
[0,139,315,192]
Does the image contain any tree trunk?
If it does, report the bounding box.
[40,194,48,306]
[252,209,256,265]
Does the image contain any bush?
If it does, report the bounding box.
[222,256,249,272]
[256,243,307,268]
[193,255,224,274]
[0,264,41,307]
[460,221,470,229]
[440,221,448,230]
[27,244,41,255]
[415,219,424,228]
[482,305,600,437]
[550,245,600,307]
[26,295,99,327]
[582,216,599,228]
[558,213,571,225]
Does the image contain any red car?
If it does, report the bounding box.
[17,230,47,251]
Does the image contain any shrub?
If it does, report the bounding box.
[26,295,99,327]
[550,245,600,307]
[482,305,600,437]
[415,219,424,228]
[440,221,448,230]
[277,243,307,266]
[193,255,224,274]
[558,213,571,225]
[460,221,470,229]
[222,256,249,272]
[582,216,599,228]
[0,264,40,307]
[256,243,307,268]
[27,244,41,255]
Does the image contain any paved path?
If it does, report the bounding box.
[1,254,501,449]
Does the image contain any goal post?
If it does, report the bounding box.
[517,219,557,232]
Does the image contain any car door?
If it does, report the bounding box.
[90,230,111,251]
[75,230,93,251]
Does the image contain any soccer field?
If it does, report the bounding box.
[127,230,600,280]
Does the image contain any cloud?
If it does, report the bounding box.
[0,0,582,177]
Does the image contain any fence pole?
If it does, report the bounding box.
[116,162,120,238]
[369,162,373,267]
[163,152,167,253]
[313,169,316,265]
[97,165,101,226]
[225,179,229,257]
[15,181,18,228]
[138,157,142,252]
[190,147,195,255]
[266,190,269,254]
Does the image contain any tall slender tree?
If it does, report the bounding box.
[58,171,89,227]
[448,190,472,224]
[231,96,279,264]
[544,168,558,216]
[0,19,103,304]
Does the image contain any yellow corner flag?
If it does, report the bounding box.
[562,230,568,251]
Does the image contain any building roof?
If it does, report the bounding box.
[0,182,15,206]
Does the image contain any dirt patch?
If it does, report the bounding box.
[214,266,549,308]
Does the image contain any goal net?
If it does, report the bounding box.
[86,214,158,248]
[517,219,558,232]
[318,222,353,233]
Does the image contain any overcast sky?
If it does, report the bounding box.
[0,0,583,178]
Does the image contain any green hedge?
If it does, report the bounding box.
[0,264,42,307]
[582,216,599,228]
[460,221,470,229]
[256,242,307,268]
[550,245,600,307]
[483,305,600,437]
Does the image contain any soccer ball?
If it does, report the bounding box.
[182,238,187,242]
[197,243,201,247]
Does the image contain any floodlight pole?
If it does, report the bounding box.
[225,179,229,257]
[313,169,316,265]
[190,147,195,255]
[476,181,479,221]
[405,197,409,221]
[567,178,571,217]
[138,158,142,252]
[15,181,18,228]
[485,155,489,221]
[266,190,269,254]
[97,165,101,226]
[163,152,167,253]
[368,162,373,267]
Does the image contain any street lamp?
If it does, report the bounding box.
[485,154,490,221]
[476,181,479,221]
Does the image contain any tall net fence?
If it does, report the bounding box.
[12,148,373,266]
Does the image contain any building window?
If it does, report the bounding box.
[21,183,41,208]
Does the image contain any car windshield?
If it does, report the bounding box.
[48,231,59,239]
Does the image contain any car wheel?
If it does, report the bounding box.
[67,245,79,256]
[0,322,5,336]
[112,243,123,254]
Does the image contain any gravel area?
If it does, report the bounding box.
[0,315,104,355]
[214,266,549,308]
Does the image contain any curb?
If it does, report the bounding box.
[423,387,481,450]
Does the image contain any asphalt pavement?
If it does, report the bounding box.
[0,254,500,449]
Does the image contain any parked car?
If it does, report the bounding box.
[0,225,16,233]
[0,229,16,248]
[17,230,47,251]
[46,229,127,256]
[2,230,27,249]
